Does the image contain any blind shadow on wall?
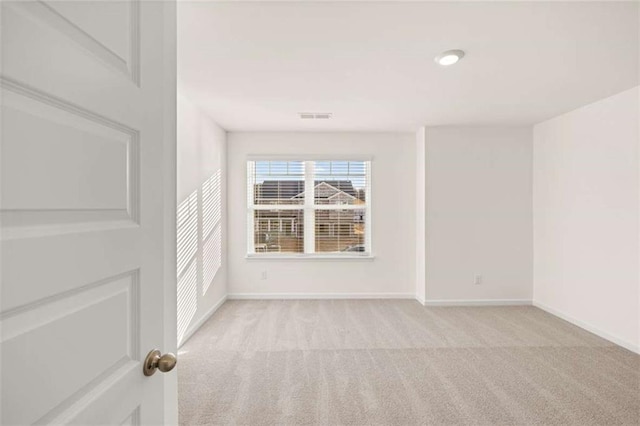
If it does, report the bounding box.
[177,169,222,343]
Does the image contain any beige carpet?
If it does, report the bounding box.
[178,300,639,425]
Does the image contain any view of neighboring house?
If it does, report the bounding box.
[254,180,365,253]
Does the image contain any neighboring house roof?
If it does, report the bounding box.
[257,180,358,199]
[327,191,356,201]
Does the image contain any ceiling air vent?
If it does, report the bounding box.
[299,112,332,119]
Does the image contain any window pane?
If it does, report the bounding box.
[313,160,367,205]
[249,161,305,205]
[254,209,304,253]
[248,160,370,256]
[314,210,365,253]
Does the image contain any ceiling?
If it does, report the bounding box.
[178,1,639,132]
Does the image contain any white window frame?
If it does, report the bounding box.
[246,158,373,260]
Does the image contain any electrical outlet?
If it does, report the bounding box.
[474,275,482,285]
[261,271,268,280]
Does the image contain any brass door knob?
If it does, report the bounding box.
[143,349,177,376]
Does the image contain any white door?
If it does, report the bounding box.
[1,1,176,424]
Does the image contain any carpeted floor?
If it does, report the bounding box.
[178,300,640,425]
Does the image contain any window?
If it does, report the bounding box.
[247,160,371,257]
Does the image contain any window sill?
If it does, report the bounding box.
[245,254,375,261]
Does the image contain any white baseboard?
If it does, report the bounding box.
[533,301,639,354]
[178,295,228,348]
[227,292,415,300]
[423,299,532,307]
[415,295,426,305]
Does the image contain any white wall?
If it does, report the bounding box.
[423,127,533,303]
[227,132,416,297]
[415,127,427,304]
[177,92,227,346]
[533,86,639,352]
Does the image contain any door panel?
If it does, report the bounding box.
[1,81,137,235]
[1,1,173,424]
[2,272,139,425]
[2,0,139,89]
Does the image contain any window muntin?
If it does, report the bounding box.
[247,160,371,256]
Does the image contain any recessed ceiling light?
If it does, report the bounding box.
[435,49,465,66]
